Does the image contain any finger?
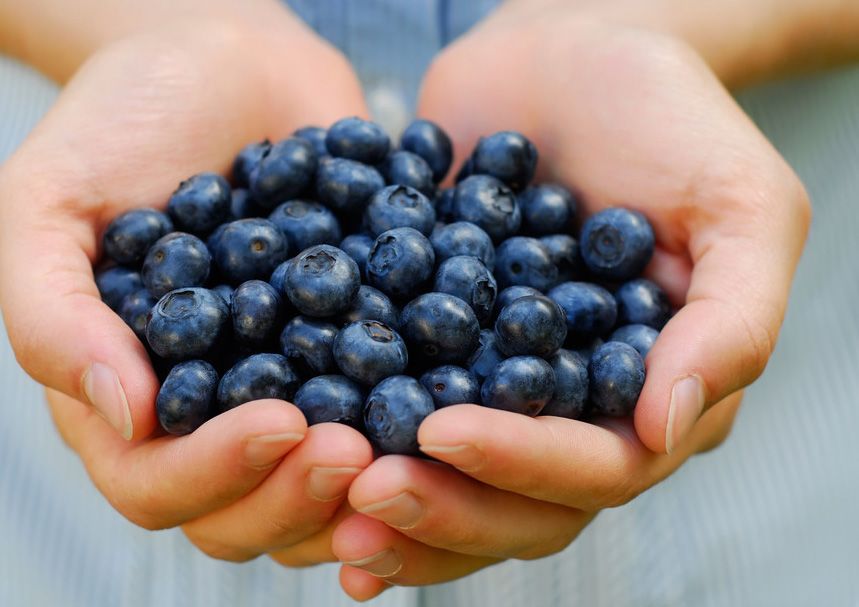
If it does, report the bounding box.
[47,390,308,529]
[182,423,373,562]
[333,514,499,591]
[339,566,390,603]
[269,503,356,569]
[418,398,741,510]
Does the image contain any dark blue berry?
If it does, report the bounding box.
[339,233,374,280]
[540,234,581,284]
[217,353,300,412]
[333,320,408,385]
[494,295,567,358]
[382,151,435,196]
[433,256,497,325]
[146,288,229,360]
[211,218,289,285]
[156,360,218,435]
[494,236,558,291]
[541,349,588,419]
[212,284,233,306]
[609,324,659,359]
[588,342,645,416]
[249,138,317,209]
[434,188,456,222]
[294,375,364,427]
[231,280,284,347]
[284,245,360,317]
[580,208,655,281]
[453,175,521,242]
[519,184,576,235]
[420,366,480,408]
[232,140,271,188]
[467,329,507,382]
[365,185,436,237]
[228,188,264,220]
[366,227,435,300]
[325,117,390,164]
[279,316,339,376]
[268,261,289,295]
[400,292,480,365]
[400,119,453,182]
[315,157,385,215]
[142,232,211,298]
[339,285,400,330]
[430,221,495,271]
[119,289,157,339]
[363,375,434,454]
[614,278,671,329]
[293,126,328,158]
[96,266,143,311]
[471,131,538,191]
[494,286,541,318]
[548,282,618,339]
[480,356,555,416]
[167,173,231,235]
[269,200,342,256]
[103,208,173,266]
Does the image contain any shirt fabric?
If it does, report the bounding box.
[1,1,858,605]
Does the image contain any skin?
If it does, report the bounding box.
[1,0,858,602]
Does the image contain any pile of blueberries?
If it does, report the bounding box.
[95,117,670,455]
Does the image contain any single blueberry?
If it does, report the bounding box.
[333,320,408,385]
[167,173,231,235]
[269,200,342,256]
[433,256,498,326]
[212,284,233,307]
[580,208,655,281]
[400,292,480,365]
[495,295,567,358]
[293,126,329,158]
[294,375,365,427]
[471,131,538,191]
[400,119,453,182]
[467,329,507,382]
[382,151,435,196]
[429,221,495,271]
[103,208,173,266]
[339,285,400,330]
[481,356,555,416]
[420,365,480,408]
[228,188,264,220]
[366,227,435,301]
[119,289,157,339]
[541,349,588,419]
[146,288,229,360]
[609,324,659,359]
[519,184,577,235]
[96,266,144,311]
[315,157,385,215]
[452,175,521,243]
[230,280,284,347]
[434,188,456,222]
[232,140,271,188]
[325,117,390,164]
[284,244,360,317]
[142,232,211,298]
[614,278,671,329]
[279,315,339,377]
[249,138,317,209]
[217,353,300,412]
[588,342,645,417]
[540,234,581,284]
[363,375,434,455]
[268,260,289,295]
[548,282,618,339]
[494,236,558,291]
[365,185,436,237]
[211,218,289,285]
[494,286,541,319]
[339,233,375,280]
[156,360,218,435]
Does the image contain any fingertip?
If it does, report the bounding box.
[339,565,389,602]
[331,513,398,564]
[417,404,490,445]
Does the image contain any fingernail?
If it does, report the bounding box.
[307,466,363,502]
[357,492,425,529]
[666,375,705,454]
[244,433,304,469]
[345,549,403,578]
[82,363,133,440]
[419,443,484,471]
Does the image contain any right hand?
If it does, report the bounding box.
[0,13,372,566]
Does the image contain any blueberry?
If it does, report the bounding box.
[103,208,173,266]
[212,284,233,306]
[156,360,218,435]
[95,266,144,311]
[609,324,659,359]
[471,131,538,191]
[325,117,390,164]
[494,286,541,318]
[453,175,521,243]
[494,236,558,291]
[339,285,400,330]
[269,200,342,255]
[467,329,507,382]
[495,295,567,358]
[211,218,289,284]
[293,126,329,158]
[588,342,645,417]
[434,188,456,222]
[217,353,300,412]
[142,232,211,298]
[230,280,284,347]
[548,282,618,339]
[480,356,555,416]
[420,366,480,408]
[333,320,408,385]
[365,185,436,237]
[315,157,385,217]
[249,138,317,209]
[540,350,588,419]
[119,289,157,339]
[232,140,271,187]
[382,151,435,196]
[339,233,375,280]
[519,184,577,235]
[167,173,231,235]
[400,119,453,182]
[284,245,360,317]
[279,316,339,376]
[366,227,435,300]
[540,234,581,284]
[401,292,480,365]
[614,278,671,329]
[433,256,497,325]
[294,375,364,427]
[228,188,264,220]
[146,288,229,359]
[363,375,434,454]
[430,221,495,271]
[580,208,655,281]
[268,261,289,296]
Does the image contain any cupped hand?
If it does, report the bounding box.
[332,6,810,600]
[0,13,373,566]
